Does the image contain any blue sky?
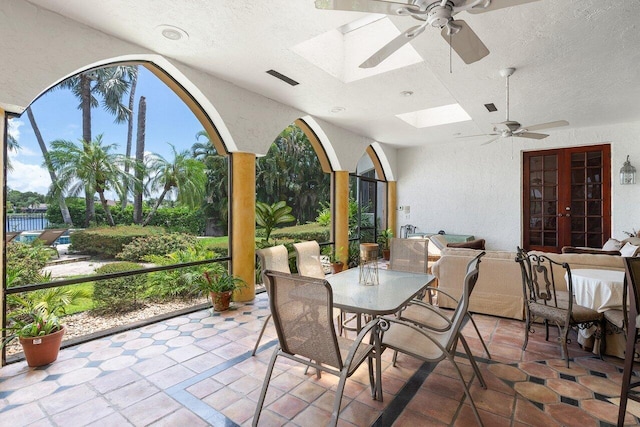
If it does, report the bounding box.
[7,66,204,196]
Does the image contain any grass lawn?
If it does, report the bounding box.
[64,282,94,315]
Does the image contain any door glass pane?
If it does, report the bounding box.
[530,232,542,245]
[587,217,602,233]
[530,156,543,170]
[572,233,585,246]
[587,168,601,183]
[545,201,557,215]
[543,186,557,200]
[571,169,585,184]
[544,216,556,230]
[530,216,542,230]
[587,184,601,199]
[544,232,556,246]
[571,152,585,167]
[531,201,542,214]
[587,233,601,248]
[571,201,585,215]
[587,201,601,216]
[544,155,557,169]
[587,152,602,167]
[572,217,585,232]
[572,185,585,199]
[544,170,557,185]
[530,171,543,185]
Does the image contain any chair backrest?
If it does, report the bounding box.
[624,257,640,329]
[264,270,343,369]
[516,247,571,310]
[256,245,291,292]
[389,237,429,273]
[35,228,68,246]
[446,251,485,350]
[293,241,325,278]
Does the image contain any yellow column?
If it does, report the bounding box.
[387,181,397,236]
[333,171,349,264]
[231,152,256,302]
[0,109,5,340]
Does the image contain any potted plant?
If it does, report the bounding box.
[377,229,393,260]
[1,304,65,367]
[323,246,344,274]
[198,269,246,311]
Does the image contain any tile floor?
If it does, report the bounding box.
[0,291,638,426]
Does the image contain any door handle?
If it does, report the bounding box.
[557,213,564,217]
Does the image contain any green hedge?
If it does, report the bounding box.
[93,262,146,312]
[269,222,330,243]
[47,199,206,234]
[117,234,199,262]
[70,225,166,258]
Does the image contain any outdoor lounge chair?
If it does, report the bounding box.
[32,228,68,258]
[5,231,21,244]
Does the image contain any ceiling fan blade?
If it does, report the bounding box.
[314,0,420,15]
[456,133,498,139]
[440,20,489,64]
[360,24,426,68]
[467,0,541,14]
[520,120,569,132]
[517,132,548,140]
[481,136,500,145]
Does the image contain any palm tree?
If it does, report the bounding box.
[142,143,206,226]
[47,134,139,227]
[192,130,228,228]
[58,65,137,226]
[25,107,73,225]
[133,96,146,224]
[122,65,139,209]
[6,122,19,172]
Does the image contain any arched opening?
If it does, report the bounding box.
[3,61,233,365]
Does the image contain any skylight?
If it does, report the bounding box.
[292,16,423,83]
[396,104,472,128]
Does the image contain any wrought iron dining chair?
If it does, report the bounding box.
[381,251,487,426]
[292,240,325,278]
[253,271,378,427]
[617,257,640,427]
[516,247,604,367]
[391,238,491,359]
[252,245,291,356]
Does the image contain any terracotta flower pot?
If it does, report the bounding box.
[210,290,233,311]
[382,249,390,261]
[19,326,65,367]
[331,262,344,274]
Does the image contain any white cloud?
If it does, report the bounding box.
[7,158,51,195]
[8,119,24,141]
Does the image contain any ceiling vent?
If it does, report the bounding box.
[266,69,299,86]
[484,103,498,112]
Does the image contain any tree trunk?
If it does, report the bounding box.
[26,107,73,226]
[97,189,115,226]
[133,96,146,224]
[80,73,95,226]
[142,189,168,226]
[122,66,138,209]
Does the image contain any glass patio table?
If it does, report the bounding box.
[326,267,436,401]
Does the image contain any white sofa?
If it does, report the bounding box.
[431,246,625,320]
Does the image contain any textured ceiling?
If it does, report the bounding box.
[26,0,640,147]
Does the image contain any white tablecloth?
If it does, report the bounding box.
[571,269,626,313]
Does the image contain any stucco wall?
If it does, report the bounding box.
[396,122,640,251]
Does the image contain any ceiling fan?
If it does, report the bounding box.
[314,0,540,68]
[470,67,569,145]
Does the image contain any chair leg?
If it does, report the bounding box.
[449,355,484,426]
[251,314,272,356]
[617,327,638,426]
[252,347,279,427]
[331,371,349,427]
[392,350,399,367]
[560,325,570,368]
[467,313,491,359]
[522,312,531,351]
[459,334,486,389]
[367,354,375,399]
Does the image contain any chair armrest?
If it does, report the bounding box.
[343,317,380,367]
[400,299,453,331]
